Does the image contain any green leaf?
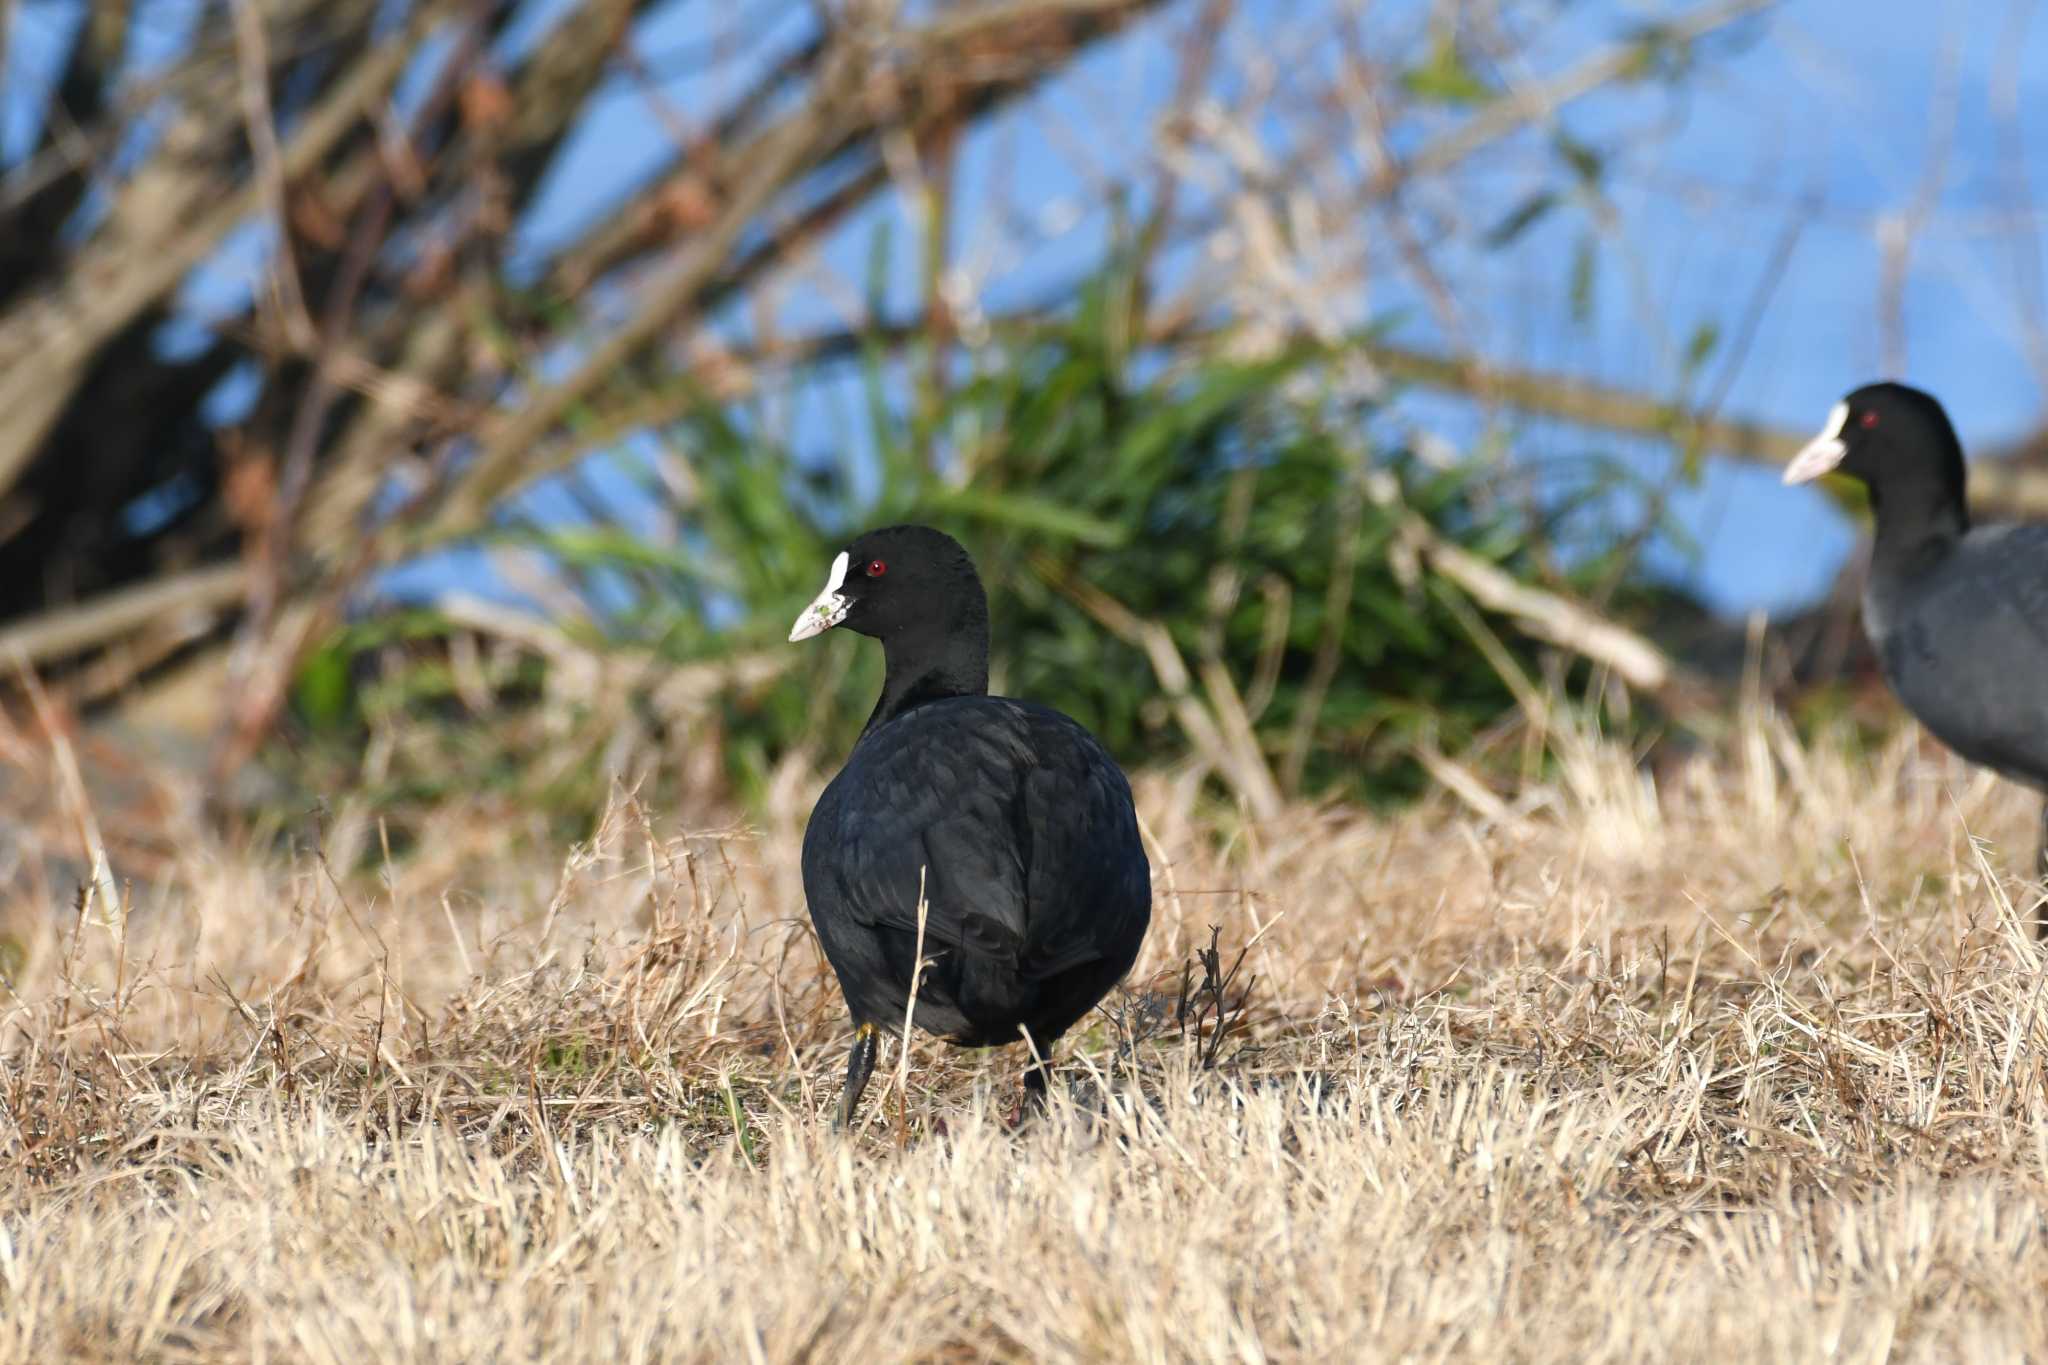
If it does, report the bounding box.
[1483,192,1559,248]
[864,218,894,317]
[1554,131,1604,188]
[1682,320,1721,376]
[926,488,1130,547]
[521,526,708,579]
[293,640,355,730]
[0,933,27,984]
[1569,234,1598,326]
[1621,22,1694,84]
[1401,37,1497,105]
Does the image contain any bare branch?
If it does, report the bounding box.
[0,0,439,503]
[1398,517,1671,696]
[1875,20,1961,376]
[231,0,317,353]
[0,566,252,668]
[418,0,1171,543]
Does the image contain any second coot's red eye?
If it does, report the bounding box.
[1860,411,1879,428]
[866,559,887,577]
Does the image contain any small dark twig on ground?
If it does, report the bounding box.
[1176,924,1253,1071]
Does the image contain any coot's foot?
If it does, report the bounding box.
[833,1022,879,1132]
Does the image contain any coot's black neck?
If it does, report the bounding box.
[866,611,991,734]
[1866,448,1970,585]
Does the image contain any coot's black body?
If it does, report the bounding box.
[1784,382,2048,929]
[1862,522,2048,797]
[803,695,1150,1048]
[788,525,1151,1125]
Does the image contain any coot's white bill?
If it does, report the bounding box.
[789,550,852,641]
[1783,401,1850,485]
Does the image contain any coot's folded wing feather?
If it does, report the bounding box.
[820,702,1033,963]
[1014,704,1150,980]
[1966,526,2048,779]
[808,698,1148,977]
[1895,524,2048,786]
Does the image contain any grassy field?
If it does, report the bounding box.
[5,709,2048,1362]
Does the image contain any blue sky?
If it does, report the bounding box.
[7,0,2045,622]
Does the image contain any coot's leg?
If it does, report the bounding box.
[2035,798,2048,941]
[834,1022,879,1131]
[1021,1056,1051,1110]
[1009,1027,1053,1126]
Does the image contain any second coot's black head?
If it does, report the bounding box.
[788,524,1152,1128]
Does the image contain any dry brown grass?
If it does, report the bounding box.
[5,708,2048,1362]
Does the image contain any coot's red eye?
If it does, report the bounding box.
[866,559,886,577]
[1860,411,1879,428]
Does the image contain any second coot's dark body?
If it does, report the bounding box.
[1784,382,2048,929]
[787,525,1151,1126]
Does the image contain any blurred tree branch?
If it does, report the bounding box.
[0,0,442,501]
[541,310,2048,519]
[416,0,1173,542]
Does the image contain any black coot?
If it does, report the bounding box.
[787,525,1152,1126]
[1784,382,2048,930]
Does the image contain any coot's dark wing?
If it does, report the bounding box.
[1011,702,1152,979]
[806,700,1029,967]
[1881,524,2048,789]
[803,696,1148,977]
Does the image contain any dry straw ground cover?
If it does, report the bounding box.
[5,710,2048,1362]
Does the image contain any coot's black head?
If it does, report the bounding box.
[1782,382,1966,513]
[787,524,987,644]
[788,524,990,730]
